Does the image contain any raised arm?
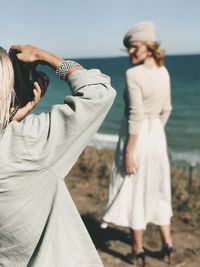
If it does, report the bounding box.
[11,44,84,75]
[11,45,116,178]
[10,45,85,122]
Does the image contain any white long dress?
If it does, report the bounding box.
[0,69,116,267]
[103,64,173,230]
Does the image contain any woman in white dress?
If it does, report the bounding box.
[102,21,173,266]
[0,45,116,266]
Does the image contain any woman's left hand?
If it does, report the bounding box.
[124,151,137,175]
[11,45,45,63]
[11,82,41,122]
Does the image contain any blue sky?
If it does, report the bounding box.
[1,0,200,58]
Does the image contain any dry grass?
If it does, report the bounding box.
[66,146,200,266]
[69,146,200,228]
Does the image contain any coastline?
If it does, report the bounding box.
[65,146,200,267]
[90,133,200,166]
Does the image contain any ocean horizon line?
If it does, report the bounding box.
[66,53,200,61]
[35,55,200,164]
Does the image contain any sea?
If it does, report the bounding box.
[34,55,200,166]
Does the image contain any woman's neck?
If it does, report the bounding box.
[143,57,158,68]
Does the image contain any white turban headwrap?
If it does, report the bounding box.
[123,21,157,47]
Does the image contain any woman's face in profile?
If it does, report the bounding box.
[127,41,148,65]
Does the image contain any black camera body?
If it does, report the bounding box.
[9,49,49,108]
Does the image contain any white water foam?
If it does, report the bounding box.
[89,133,200,165]
[89,133,118,149]
[169,149,200,165]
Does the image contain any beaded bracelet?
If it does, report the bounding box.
[55,60,82,80]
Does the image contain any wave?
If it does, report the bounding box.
[89,133,200,165]
[89,133,118,149]
[169,149,200,165]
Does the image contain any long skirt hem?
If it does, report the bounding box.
[103,117,173,230]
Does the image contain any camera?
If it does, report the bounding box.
[9,49,49,108]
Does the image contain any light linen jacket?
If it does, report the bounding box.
[0,69,116,267]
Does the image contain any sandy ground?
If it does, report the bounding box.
[65,147,200,267]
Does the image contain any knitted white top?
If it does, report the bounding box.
[124,64,172,134]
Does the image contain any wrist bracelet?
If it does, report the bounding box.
[55,60,82,80]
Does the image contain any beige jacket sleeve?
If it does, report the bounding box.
[126,70,143,134]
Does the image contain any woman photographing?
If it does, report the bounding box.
[0,44,115,266]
